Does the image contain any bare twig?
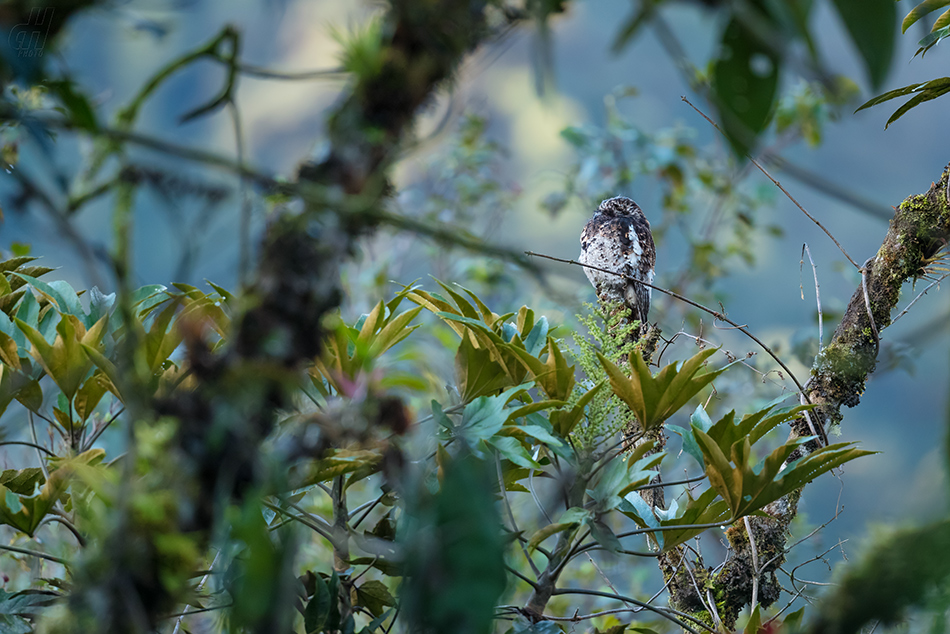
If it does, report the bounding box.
[0,440,57,456]
[860,257,880,347]
[496,454,542,579]
[525,250,820,427]
[744,516,761,611]
[551,588,710,634]
[891,272,950,325]
[801,244,823,350]
[0,543,67,565]
[681,96,860,271]
[171,551,220,634]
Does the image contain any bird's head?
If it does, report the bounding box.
[597,196,642,217]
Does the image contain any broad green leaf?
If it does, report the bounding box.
[902,0,950,32]
[455,334,512,402]
[0,330,20,371]
[12,377,42,413]
[0,588,59,634]
[304,573,331,634]
[80,343,122,400]
[354,580,395,617]
[712,16,780,156]
[831,0,896,89]
[916,25,950,55]
[526,517,583,553]
[598,347,725,430]
[368,306,422,357]
[550,382,604,437]
[695,412,874,518]
[936,7,950,29]
[0,469,44,496]
[522,316,549,356]
[401,453,506,634]
[487,436,542,469]
[449,386,530,444]
[11,274,77,317]
[671,405,715,467]
[511,336,575,401]
[296,449,383,487]
[74,373,108,423]
[587,516,623,553]
[17,314,107,400]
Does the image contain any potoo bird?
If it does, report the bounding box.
[579,196,656,325]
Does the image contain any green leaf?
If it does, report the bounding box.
[809,518,950,634]
[10,274,79,317]
[74,373,108,423]
[526,510,585,553]
[901,0,950,33]
[487,436,543,469]
[550,382,604,437]
[455,335,512,402]
[598,347,726,431]
[855,78,950,127]
[297,449,383,487]
[17,314,107,400]
[401,453,506,634]
[830,0,896,89]
[0,469,44,496]
[916,25,950,55]
[694,408,875,518]
[587,516,623,553]
[672,405,715,467]
[0,589,59,634]
[47,80,98,132]
[305,572,332,634]
[354,580,395,618]
[747,604,762,634]
[712,16,781,156]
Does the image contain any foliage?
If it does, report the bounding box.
[807,518,950,634]
[0,2,931,633]
[0,262,871,632]
[858,0,950,124]
[612,0,894,155]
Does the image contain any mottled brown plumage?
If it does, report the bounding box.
[578,196,656,326]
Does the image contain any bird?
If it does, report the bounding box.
[578,196,656,328]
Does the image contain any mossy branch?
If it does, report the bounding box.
[672,162,950,629]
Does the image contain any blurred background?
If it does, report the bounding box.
[1,0,948,601]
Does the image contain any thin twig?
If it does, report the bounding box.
[860,257,880,347]
[744,516,761,611]
[0,543,67,565]
[801,244,823,350]
[261,500,336,546]
[681,96,860,270]
[0,440,57,456]
[40,514,86,547]
[83,407,126,452]
[351,491,389,529]
[525,250,815,407]
[223,60,347,81]
[172,551,221,634]
[506,564,540,590]
[891,272,950,325]
[551,588,710,634]
[496,454,542,579]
